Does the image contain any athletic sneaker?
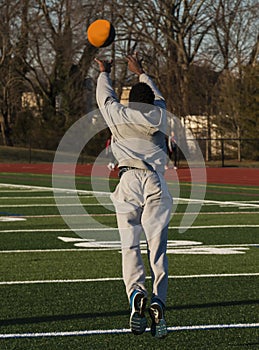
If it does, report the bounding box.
[107,162,115,171]
[149,301,168,338]
[129,290,147,335]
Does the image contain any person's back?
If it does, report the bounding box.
[96,57,167,173]
[108,105,167,173]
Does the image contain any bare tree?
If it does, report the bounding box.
[209,0,259,72]
[113,1,214,115]
[25,0,100,127]
[1,0,258,154]
[0,0,30,145]
[211,0,259,145]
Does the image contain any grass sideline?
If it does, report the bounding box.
[0,172,258,349]
[0,146,97,164]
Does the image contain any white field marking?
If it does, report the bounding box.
[69,239,253,254]
[0,273,259,285]
[219,205,259,210]
[0,196,258,201]
[0,203,114,207]
[0,183,110,196]
[0,234,255,255]
[1,197,259,205]
[220,200,259,203]
[0,196,97,200]
[0,211,254,221]
[178,211,258,215]
[238,207,259,210]
[1,202,259,209]
[1,183,259,208]
[60,238,203,245]
[57,236,97,243]
[178,197,259,209]
[0,249,97,253]
[0,188,50,193]
[0,228,118,233]
[17,211,259,219]
[1,193,259,205]
[1,224,259,234]
[0,217,26,222]
[23,214,116,218]
[0,243,257,254]
[73,239,202,250]
[0,189,49,192]
[58,244,250,255]
[170,225,259,231]
[0,199,259,209]
[0,243,258,254]
[164,247,249,255]
[0,323,259,338]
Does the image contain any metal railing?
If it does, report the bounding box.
[182,138,259,167]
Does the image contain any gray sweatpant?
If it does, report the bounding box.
[111,169,172,306]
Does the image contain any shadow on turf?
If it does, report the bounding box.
[234,343,259,347]
[171,299,259,311]
[0,310,129,326]
[1,299,258,326]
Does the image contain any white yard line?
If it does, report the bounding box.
[1,201,259,208]
[0,243,258,254]
[178,197,259,208]
[0,322,258,338]
[0,212,255,220]
[1,194,259,203]
[0,201,259,209]
[1,183,259,208]
[169,224,259,229]
[0,203,114,207]
[1,224,259,234]
[0,228,116,233]
[0,183,110,196]
[0,196,96,199]
[38,213,114,217]
[0,273,258,285]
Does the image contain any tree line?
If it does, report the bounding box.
[0,0,258,158]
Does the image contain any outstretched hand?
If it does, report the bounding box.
[95,53,144,75]
[126,52,144,76]
[95,58,113,73]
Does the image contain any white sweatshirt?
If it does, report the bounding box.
[96,72,168,174]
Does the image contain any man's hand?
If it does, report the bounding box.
[126,52,144,76]
[95,58,113,73]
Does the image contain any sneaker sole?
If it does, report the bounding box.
[149,304,168,339]
[130,312,148,335]
[130,294,147,335]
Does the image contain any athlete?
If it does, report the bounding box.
[95,53,172,338]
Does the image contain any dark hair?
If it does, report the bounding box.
[129,82,155,105]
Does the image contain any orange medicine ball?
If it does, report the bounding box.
[87,19,115,48]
